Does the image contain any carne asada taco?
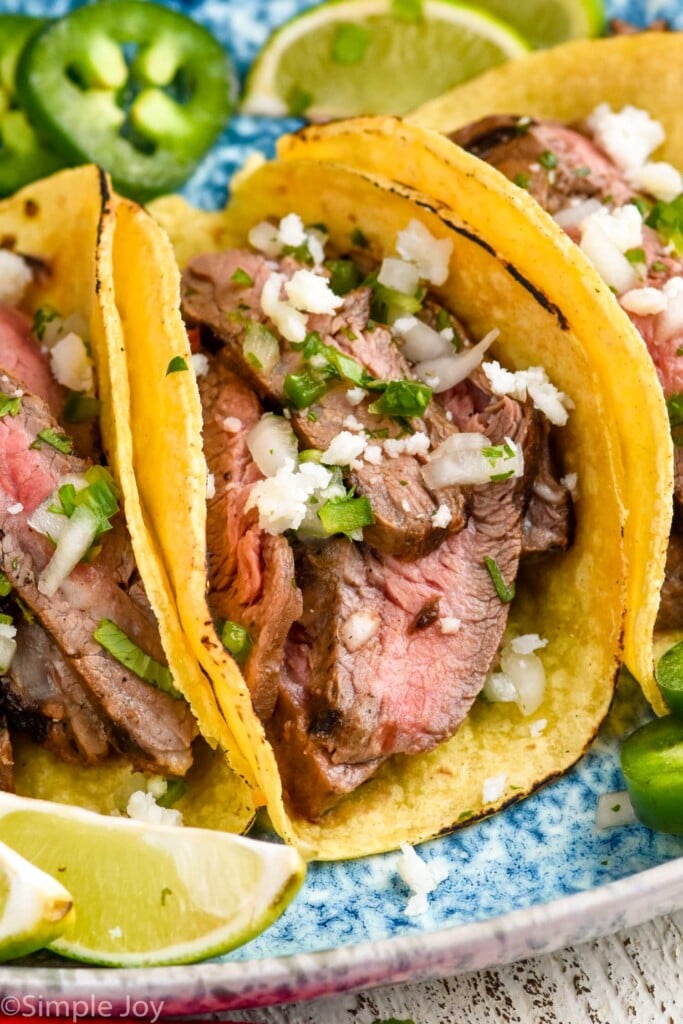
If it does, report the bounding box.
[136,138,640,860]
[281,87,675,719]
[402,32,683,715]
[0,166,255,831]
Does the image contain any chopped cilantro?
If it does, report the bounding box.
[666,393,683,446]
[48,466,120,542]
[324,258,361,295]
[677,346,683,356]
[611,803,621,813]
[0,573,10,597]
[231,267,254,287]
[30,428,73,455]
[32,305,59,341]
[484,556,515,603]
[331,23,372,63]
[282,241,314,265]
[63,391,101,423]
[490,470,515,482]
[307,409,319,422]
[0,395,21,418]
[15,598,34,623]
[646,195,683,254]
[369,275,424,324]
[94,619,182,698]
[160,887,173,906]
[157,780,187,809]
[286,86,312,118]
[651,260,668,273]
[392,0,423,21]
[166,356,188,375]
[368,380,431,418]
[624,247,646,265]
[0,612,12,626]
[539,150,558,170]
[630,195,652,218]
[513,172,531,190]
[574,165,591,177]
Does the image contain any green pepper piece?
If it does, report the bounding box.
[654,640,683,717]
[0,15,66,196]
[16,1,236,201]
[620,717,683,835]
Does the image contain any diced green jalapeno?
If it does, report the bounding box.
[0,15,66,195]
[620,716,683,835]
[16,1,236,200]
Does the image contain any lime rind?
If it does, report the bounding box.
[0,840,73,962]
[0,791,306,967]
[242,0,530,120]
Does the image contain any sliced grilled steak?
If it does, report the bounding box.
[183,251,465,559]
[269,386,529,819]
[450,115,633,214]
[199,357,302,720]
[522,417,572,555]
[6,618,111,764]
[0,714,13,792]
[0,379,196,775]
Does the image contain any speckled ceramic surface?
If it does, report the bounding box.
[1,0,683,1011]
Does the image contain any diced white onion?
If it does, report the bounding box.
[579,215,639,294]
[659,277,683,338]
[242,321,280,374]
[482,773,507,804]
[49,332,94,393]
[415,329,498,394]
[627,161,683,202]
[500,646,546,717]
[422,431,523,489]
[260,272,307,344]
[620,287,667,316]
[248,220,280,258]
[285,269,343,315]
[0,251,32,306]
[38,504,100,598]
[27,474,88,542]
[553,198,603,230]
[596,791,637,830]
[483,671,517,703]
[277,213,306,249]
[246,413,298,478]
[42,311,89,350]
[378,258,420,295]
[393,316,453,363]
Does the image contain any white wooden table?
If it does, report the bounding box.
[215,911,682,1023]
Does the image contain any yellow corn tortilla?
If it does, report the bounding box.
[0,167,255,831]
[279,108,673,717]
[139,150,629,859]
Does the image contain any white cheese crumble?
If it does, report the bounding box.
[346,386,366,406]
[530,718,548,737]
[0,250,32,305]
[260,272,307,344]
[341,414,364,433]
[341,610,380,652]
[396,219,453,286]
[191,352,210,377]
[627,161,683,203]
[440,616,462,635]
[510,633,548,655]
[596,791,637,830]
[126,790,183,827]
[482,361,572,427]
[620,287,668,316]
[383,431,431,459]
[222,416,242,433]
[482,773,507,804]
[249,214,326,265]
[363,444,383,466]
[206,473,216,500]
[587,103,665,171]
[246,461,332,535]
[321,430,367,466]
[285,269,344,315]
[50,332,94,393]
[7,503,23,515]
[432,503,452,528]
[396,842,449,918]
[561,472,578,498]
[277,212,307,249]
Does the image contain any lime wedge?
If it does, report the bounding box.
[242,0,530,120]
[472,0,604,49]
[0,839,73,962]
[0,792,306,966]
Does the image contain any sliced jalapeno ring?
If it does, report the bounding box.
[16,0,236,201]
[0,15,66,196]
[654,639,683,718]
[620,716,683,835]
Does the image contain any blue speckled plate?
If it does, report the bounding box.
[2,0,683,1012]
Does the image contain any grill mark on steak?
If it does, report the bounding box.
[199,357,302,720]
[0,377,195,775]
[182,250,465,559]
[268,384,529,819]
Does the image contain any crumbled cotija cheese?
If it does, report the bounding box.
[0,250,32,306]
[587,103,665,171]
[191,352,210,377]
[397,220,453,286]
[482,361,572,427]
[285,269,343,315]
[50,332,94,393]
[126,790,183,827]
[396,842,449,918]
[432,503,452,528]
[322,430,367,465]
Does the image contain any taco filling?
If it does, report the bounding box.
[0,254,196,792]
[181,215,574,820]
[449,106,683,633]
